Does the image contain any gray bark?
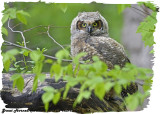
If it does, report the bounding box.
[1,73,126,113]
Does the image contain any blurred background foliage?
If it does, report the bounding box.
[3,2,123,53]
[2,2,124,72]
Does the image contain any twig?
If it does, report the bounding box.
[4,40,32,51]
[3,40,73,62]
[8,19,27,48]
[23,25,70,33]
[46,26,72,58]
[23,25,45,33]
[12,23,22,29]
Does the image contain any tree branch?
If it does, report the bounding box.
[6,19,74,62]
[3,40,73,62]
[8,19,27,48]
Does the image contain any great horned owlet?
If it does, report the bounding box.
[70,11,138,98]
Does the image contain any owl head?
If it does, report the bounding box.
[71,11,109,37]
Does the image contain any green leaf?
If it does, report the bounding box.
[2,14,9,24]
[114,84,122,94]
[43,86,55,92]
[4,8,17,19]
[42,92,54,104]
[44,102,49,112]
[2,49,19,72]
[23,49,30,56]
[38,74,46,82]
[117,4,131,14]
[73,52,87,65]
[149,49,154,54]
[16,76,24,92]
[32,75,38,92]
[92,56,100,61]
[74,91,91,107]
[33,62,43,75]
[52,92,61,105]
[143,77,152,92]
[2,27,8,36]
[63,84,70,99]
[16,13,27,25]
[55,49,70,64]
[9,67,17,71]
[3,58,11,72]
[105,82,114,92]
[94,83,105,100]
[138,2,157,11]
[30,51,43,62]
[10,74,24,92]
[136,12,157,47]
[125,94,139,110]
[50,63,62,81]
[45,59,53,64]
[16,10,30,17]
[6,49,19,56]
[10,74,21,80]
[66,64,73,75]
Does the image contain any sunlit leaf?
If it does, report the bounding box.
[16,10,31,17]
[17,13,27,25]
[42,92,54,104]
[43,86,55,92]
[30,51,43,62]
[94,83,105,100]
[2,14,9,24]
[105,82,114,92]
[137,12,157,47]
[2,27,8,36]
[114,84,122,94]
[52,92,61,105]
[10,74,24,92]
[138,2,157,11]
[55,49,70,64]
[32,75,38,92]
[38,74,46,82]
[125,94,139,110]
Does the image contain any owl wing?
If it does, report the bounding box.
[86,36,130,68]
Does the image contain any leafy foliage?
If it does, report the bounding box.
[2,49,19,72]
[42,86,61,111]
[42,50,153,111]
[1,2,156,112]
[1,7,30,36]
[2,7,30,24]
[30,49,45,92]
[136,12,157,47]
[136,2,157,54]
[138,1,157,11]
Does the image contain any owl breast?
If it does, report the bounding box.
[71,36,130,69]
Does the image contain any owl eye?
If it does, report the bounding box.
[81,23,87,27]
[92,22,98,27]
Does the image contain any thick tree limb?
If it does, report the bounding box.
[1,73,127,113]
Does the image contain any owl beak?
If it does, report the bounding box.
[87,26,92,34]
